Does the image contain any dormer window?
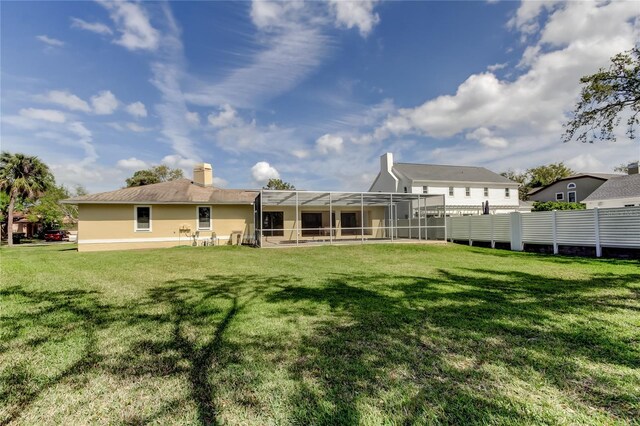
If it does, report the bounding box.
[567,182,576,189]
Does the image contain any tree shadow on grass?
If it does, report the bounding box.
[1,268,638,425]
[267,270,640,424]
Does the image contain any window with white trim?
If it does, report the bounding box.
[449,187,454,196]
[135,206,151,232]
[197,206,212,230]
[567,182,576,189]
[422,185,428,194]
[483,187,489,197]
[556,192,564,201]
[505,188,510,198]
[465,187,471,197]
[568,191,576,203]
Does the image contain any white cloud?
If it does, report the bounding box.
[292,149,310,159]
[251,161,280,182]
[207,104,240,128]
[19,108,66,123]
[36,35,64,47]
[98,0,160,51]
[487,62,507,72]
[125,101,148,118]
[465,127,509,149]
[565,154,606,172]
[39,90,91,112]
[329,0,380,37]
[186,1,333,108]
[126,122,151,132]
[368,2,639,144]
[161,154,197,170]
[212,177,228,188]
[70,17,113,35]
[91,90,118,115]
[185,111,200,125]
[116,157,149,170]
[316,133,344,154]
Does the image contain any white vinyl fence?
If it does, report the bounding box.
[446,207,640,257]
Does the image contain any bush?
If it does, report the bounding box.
[532,201,586,211]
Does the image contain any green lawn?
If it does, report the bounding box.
[1,244,639,425]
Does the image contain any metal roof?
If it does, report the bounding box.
[260,190,444,207]
[63,179,258,205]
[392,163,516,184]
[582,174,640,202]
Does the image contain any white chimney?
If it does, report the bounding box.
[193,163,213,187]
[381,152,394,174]
[628,162,639,175]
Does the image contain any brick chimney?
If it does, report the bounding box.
[193,163,213,187]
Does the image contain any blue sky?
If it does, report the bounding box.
[1,0,639,192]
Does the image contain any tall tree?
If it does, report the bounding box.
[263,179,295,190]
[613,163,629,173]
[0,152,53,246]
[501,162,575,201]
[563,47,640,143]
[28,184,81,231]
[527,162,575,188]
[125,165,184,187]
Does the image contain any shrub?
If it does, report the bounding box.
[532,201,586,211]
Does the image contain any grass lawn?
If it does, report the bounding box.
[1,243,639,425]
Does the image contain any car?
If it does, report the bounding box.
[44,230,69,242]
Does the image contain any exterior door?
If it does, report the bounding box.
[301,213,322,236]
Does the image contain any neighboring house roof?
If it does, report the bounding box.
[63,179,258,205]
[392,163,516,185]
[528,173,623,196]
[582,174,640,202]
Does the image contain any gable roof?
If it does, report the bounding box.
[527,173,623,196]
[582,174,640,202]
[63,179,258,205]
[392,163,516,185]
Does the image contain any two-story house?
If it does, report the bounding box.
[369,153,521,215]
[528,173,622,203]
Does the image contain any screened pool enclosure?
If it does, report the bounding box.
[255,190,446,247]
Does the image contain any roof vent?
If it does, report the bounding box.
[628,162,639,175]
[193,163,213,187]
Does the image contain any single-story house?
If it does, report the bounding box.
[583,164,640,209]
[64,163,446,251]
[528,173,622,203]
[369,153,525,215]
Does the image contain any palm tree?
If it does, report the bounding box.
[0,152,53,246]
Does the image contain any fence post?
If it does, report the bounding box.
[468,216,472,246]
[552,210,558,255]
[510,212,523,251]
[490,214,495,249]
[594,208,602,257]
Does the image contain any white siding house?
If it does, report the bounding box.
[369,153,522,215]
[583,166,640,209]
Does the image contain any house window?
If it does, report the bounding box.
[403,187,408,193]
[135,206,151,232]
[567,182,576,189]
[465,187,470,197]
[422,185,428,194]
[197,206,212,230]
[262,211,283,237]
[505,188,510,198]
[449,187,454,196]
[484,187,489,197]
[568,191,576,203]
[556,192,564,201]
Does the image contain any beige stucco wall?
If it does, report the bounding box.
[261,205,387,240]
[78,203,254,252]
